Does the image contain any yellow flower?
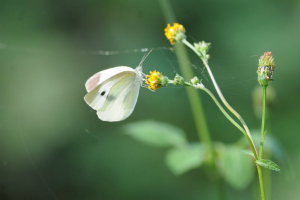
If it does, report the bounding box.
[164,23,186,45]
[145,70,169,91]
[146,70,161,90]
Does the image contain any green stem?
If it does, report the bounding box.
[182,39,259,160]
[257,85,267,200]
[257,166,266,200]
[259,86,267,158]
[197,86,249,140]
[264,152,272,200]
[158,1,226,200]
[158,0,210,162]
[171,80,267,200]
[180,81,258,161]
[184,38,267,199]
[264,99,272,200]
[185,38,266,199]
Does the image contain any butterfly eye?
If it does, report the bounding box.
[100,91,106,96]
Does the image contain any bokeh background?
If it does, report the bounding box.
[1,0,300,199]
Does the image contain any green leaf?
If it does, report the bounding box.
[218,146,254,190]
[165,143,207,175]
[256,159,280,172]
[238,150,255,158]
[123,120,187,148]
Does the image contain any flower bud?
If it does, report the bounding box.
[160,76,169,87]
[194,41,211,61]
[190,76,199,85]
[173,74,185,85]
[257,52,276,87]
[195,82,205,89]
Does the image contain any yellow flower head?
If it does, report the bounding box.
[146,70,161,90]
[164,23,186,45]
[145,70,168,91]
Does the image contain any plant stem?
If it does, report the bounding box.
[194,84,248,138]
[264,101,272,200]
[200,82,266,200]
[259,86,267,158]
[184,38,267,199]
[182,39,259,160]
[264,152,272,200]
[158,0,210,161]
[257,85,267,200]
[170,81,247,138]
[257,166,266,200]
[181,81,258,162]
[158,1,226,199]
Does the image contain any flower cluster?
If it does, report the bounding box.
[164,23,186,45]
[145,70,168,91]
[257,52,276,86]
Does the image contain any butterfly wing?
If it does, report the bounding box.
[84,70,142,122]
[85,66,134,92]
[84,73,128,111]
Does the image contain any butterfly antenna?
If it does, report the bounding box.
[139,50,152,66]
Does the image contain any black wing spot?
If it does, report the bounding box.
[100,91,106,96]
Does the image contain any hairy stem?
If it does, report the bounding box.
[183,38,266,199]
[182,39,259,160]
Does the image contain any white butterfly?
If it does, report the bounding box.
[84,52,151,122]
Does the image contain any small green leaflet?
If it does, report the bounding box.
[256,159,280,172]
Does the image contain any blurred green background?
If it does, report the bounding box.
[1,0,300,199]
